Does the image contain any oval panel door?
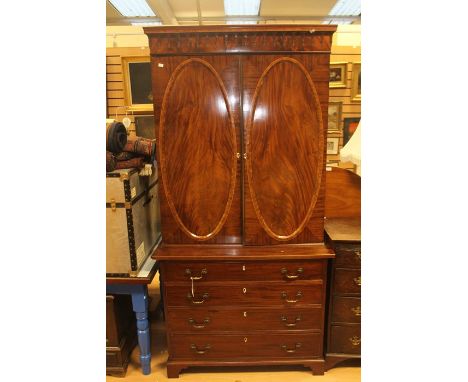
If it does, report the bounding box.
[159,58,237,240]
[246,57,324,241]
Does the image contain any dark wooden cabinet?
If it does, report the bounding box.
[145,25,337,378]
[324,167,361,370]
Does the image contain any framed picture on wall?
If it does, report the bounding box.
[343,117,361,146]
[134,115,156,140]
[327,137,340,155]
[329,62,347,88]
[328,102,342,132]
[351,62,361,102]
[122,56,153,113]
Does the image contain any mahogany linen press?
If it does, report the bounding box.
[144,25,337,377]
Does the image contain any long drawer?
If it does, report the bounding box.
[166,307,323,332]
[328,325,361,355]
[165,282,323,308]
[333,269,361,294]
[330,296,361,324]
[163,260,324,283]
[170,332,323,359]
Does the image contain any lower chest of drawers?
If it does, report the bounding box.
[161,259,329,363]
[326,242,361,360]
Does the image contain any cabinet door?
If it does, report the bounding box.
[242,55,329,245]
[152,55,242,244]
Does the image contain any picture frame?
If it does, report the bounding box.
[328,102,342,132]
[343,117,361,146]
[122,56,153,113]
[326,137,340,155]
[329,62,347,88]
[351,62,361,102]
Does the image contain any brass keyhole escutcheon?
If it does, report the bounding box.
[242,265,246,271]
[244,337,248,343]
[243,287,247,294]
[243,311,247,317]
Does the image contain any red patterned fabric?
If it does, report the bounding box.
[123,137,156,160]
[114,157,145,170]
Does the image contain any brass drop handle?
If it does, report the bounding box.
[281,291,303,303]
[351,306,361,316]
[280,267,304,279]
[187,292,209,304]
[354,276,361,286]
[349,336,361,346]
[188,317,210,328]
[190,344,211,354]
[281,315,302,327]
[281,343,302,353]
[185,268,208,280]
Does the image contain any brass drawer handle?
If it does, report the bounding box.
[190,344,211,354]
[281,315,302,327]
[353,276,361,286]
[187,292,209,304]
[281,343,302,353]
[351,306,361,316]
[281,267,304,279]
[185,268,207,280]
[281,291,303,303]
[355,250,361,260]
[349,336,361,346]
[188,317,210,328]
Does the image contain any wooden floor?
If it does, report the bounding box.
[107,275,361,382]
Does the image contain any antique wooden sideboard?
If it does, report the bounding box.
[144,25,337,378]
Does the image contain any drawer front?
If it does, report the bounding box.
[163,260,324,283]
[329,325,361,355]
[166,307,323,332]
[165,282,323,308]
[106,349,123,367]
[331,296,361,324]
[334,245,361,269]
[170,332,322,359]
[333,269,361,295]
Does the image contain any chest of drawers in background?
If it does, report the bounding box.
[324,217,361,370]
[158,245,334,377]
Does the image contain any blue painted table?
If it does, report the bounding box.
[106,259,159,375]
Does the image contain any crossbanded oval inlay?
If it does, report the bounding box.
[159,58,237,240]
[246,57,324,241]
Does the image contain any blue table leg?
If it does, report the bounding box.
[107,284,152,375]
[131,286,151,375]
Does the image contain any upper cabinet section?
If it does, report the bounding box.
[146,26,336,246]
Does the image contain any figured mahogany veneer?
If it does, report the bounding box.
[146,25,337,377]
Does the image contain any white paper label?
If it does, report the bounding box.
[131,186,137,198]
[158,63,164,67]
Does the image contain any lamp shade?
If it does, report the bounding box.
[340,122,361,175]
